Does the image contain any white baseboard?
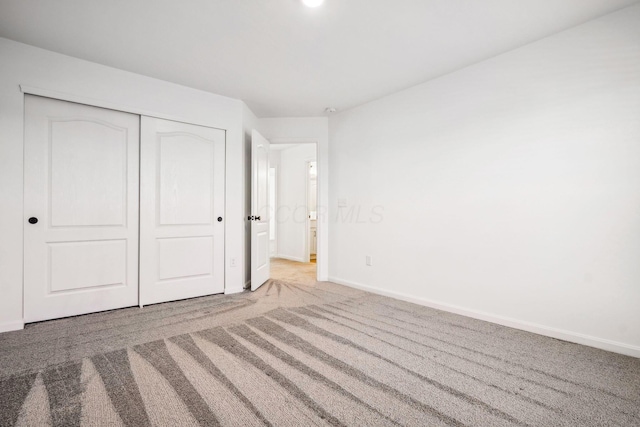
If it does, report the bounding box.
[274,254,305,263]
[0,320,24,333]
[224,287,244,295]
[328,276,640,359]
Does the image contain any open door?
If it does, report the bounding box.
[251,130,270,290]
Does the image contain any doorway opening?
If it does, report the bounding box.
[268,142,318,285]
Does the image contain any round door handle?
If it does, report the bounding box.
[217,217,223,222]
[28,217,38,224]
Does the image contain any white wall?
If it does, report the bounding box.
[0,38,247,332]
[258,118,329,280]
[275,144,317,261]
[268,150,282,256]
[328,5,640,357]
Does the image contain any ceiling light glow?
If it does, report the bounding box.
[302,0,324,8]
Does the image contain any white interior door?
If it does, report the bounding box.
[251,130,270,290]
[24,95,140,323]
[140,117,225,305]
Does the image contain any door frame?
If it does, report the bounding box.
[269,165,278,257]
[305,159,317,263]
[269,138,324,281]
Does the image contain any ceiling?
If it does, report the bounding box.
[0,0,637,117]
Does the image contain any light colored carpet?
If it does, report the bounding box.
[270,257,318,286]
[1,259,639,426]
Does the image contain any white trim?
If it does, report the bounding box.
[19,85,225,131]
[0,320,24,333]
[328,276,640,359]
[269,137,317,145]
[274,254,306,263]
[224,286,244,295]
[269,165,278,257]
[305,159,310,263]
[304,159,317,264]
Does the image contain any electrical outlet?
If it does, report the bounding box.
[366,255,372,266]
[230,257,237,267]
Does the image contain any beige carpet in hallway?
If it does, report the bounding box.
[269,257,318,286]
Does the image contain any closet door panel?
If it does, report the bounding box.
[140,117,225,305]
[24,95,140,322]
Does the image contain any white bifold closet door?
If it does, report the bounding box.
[24,95,140,323]
[140,117,226,306]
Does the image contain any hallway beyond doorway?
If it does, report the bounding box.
[270,257,317,286]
